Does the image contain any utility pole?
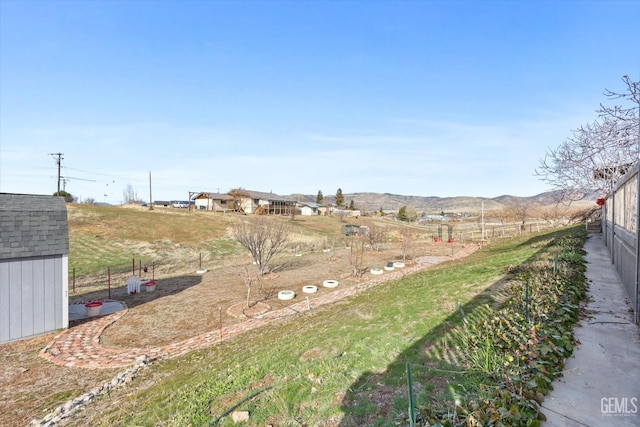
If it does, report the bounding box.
[149,171,153,210]
[49,152,64,194]
[481,201,485,241]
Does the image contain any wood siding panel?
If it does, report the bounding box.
[44,257,57,331]
[0,261,10,343]
[21,259,34,338]
[32,258,46,336]
[9,261,22,340]
[52,257,63,330]
[1,256,65,343]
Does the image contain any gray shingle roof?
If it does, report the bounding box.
[193,192,234,201]
[0,193,69,260]
[240,190,295,202]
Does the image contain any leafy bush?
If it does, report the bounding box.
[417,229,587,426]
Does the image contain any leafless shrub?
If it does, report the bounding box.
[232,217,289,276]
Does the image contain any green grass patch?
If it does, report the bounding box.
[69,225,586,426]
[67,204,245,278]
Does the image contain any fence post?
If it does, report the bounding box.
[108,267,111,299]
[406,362,416,427]
[525,280,530,323]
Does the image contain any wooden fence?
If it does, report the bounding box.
[603,163,639,323]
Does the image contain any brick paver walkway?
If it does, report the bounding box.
[41,248,475,369]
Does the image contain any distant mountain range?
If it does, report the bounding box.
[289,190,596,214]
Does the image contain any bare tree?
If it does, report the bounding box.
[400,225,415,262]
[538,203,574,228]
[232,217,289,276]
[407,205,419,222]
[241,266,256,308]
[486,209,510,237]
[600,75,640,132]
[504,201,534,233]
[122,184,142,204]
[228,188,248,212]
[537,75,639,200]
[349,240,366,277]
[363,220,386,251]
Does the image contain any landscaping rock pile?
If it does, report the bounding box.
[30,355,152,426]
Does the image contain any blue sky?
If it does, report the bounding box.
[1,0,638,203]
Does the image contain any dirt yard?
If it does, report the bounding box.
[0,239,474,427]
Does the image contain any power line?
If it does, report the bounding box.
[63,166,147,184]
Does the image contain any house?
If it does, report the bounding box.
[231,190,296,215]
[296,201,324,216]
[0,193,69,343]
[191,192,234,212]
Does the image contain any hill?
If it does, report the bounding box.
[290,190,594,213]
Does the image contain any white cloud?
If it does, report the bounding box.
[0,108,591,201]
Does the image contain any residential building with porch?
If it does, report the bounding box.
[232,190,296,215]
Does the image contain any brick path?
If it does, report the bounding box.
[40,247,475,369]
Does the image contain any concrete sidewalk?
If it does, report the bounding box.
[542,232,640,426]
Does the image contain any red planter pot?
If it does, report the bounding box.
[85,301,103,317]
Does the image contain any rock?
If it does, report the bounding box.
[34,353,153,425]
[136,354,151,364]
[231,410,250,423]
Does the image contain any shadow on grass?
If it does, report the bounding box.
[338,229,568,426]
[69,274,203,311]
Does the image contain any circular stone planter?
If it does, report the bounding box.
[85,301,103,317]
[302,285,318,293]
[144,281,157,292]
[278,290,296,300]
[393,262,405,268]
[370,268,384,275]
[196,269,208,274]
[384,262,395,271]
[322,280,339,288]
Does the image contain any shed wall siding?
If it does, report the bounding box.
[0,255,65,342]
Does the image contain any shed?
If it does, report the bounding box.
[297,201,324,216]
[0,193,69,343]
